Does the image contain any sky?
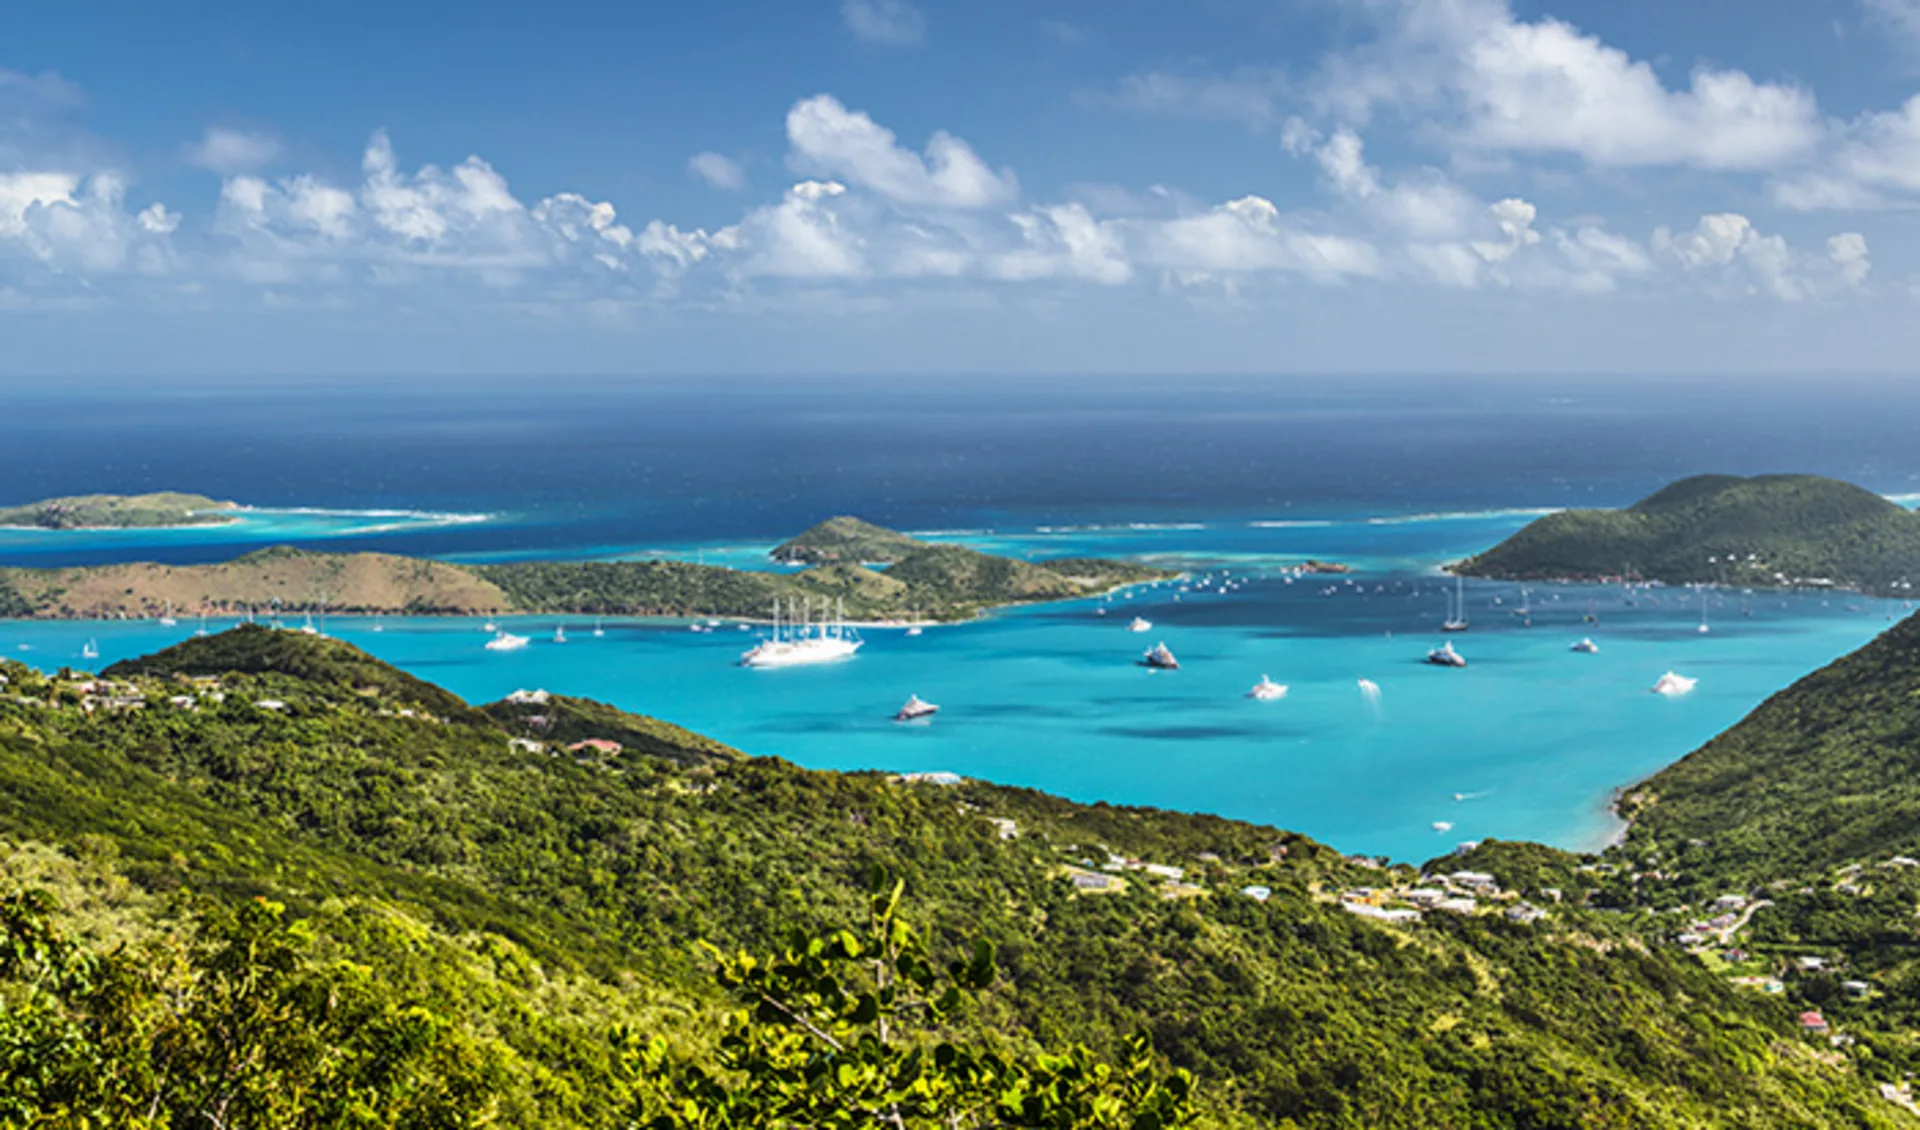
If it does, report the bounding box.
[5,0,1920,376]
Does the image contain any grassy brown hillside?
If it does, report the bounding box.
[0,546,510,618]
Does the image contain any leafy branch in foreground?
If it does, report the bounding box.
[621,870,1196,1130]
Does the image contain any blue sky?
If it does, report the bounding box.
[5,0,1920,376]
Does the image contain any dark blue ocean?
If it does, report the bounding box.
[4,375,1918,862]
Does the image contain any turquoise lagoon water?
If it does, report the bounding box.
[4,510,1901,865]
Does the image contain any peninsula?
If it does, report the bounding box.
[0,491,240,530]
[1455,474,1920,594]
[0,517,1171,621]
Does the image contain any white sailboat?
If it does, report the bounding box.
[741,598,863,668]
[1697,585,1710,634]
[158,601,177,627]
[1442,575,1468,632]
[593,617,605,638]
[194,612,209,637]
[80,639,99,661]
[553,625,568,644]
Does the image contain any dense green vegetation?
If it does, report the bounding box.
[774,516,931,564]
[481,688,743,768]
[0,627,1904,1126]
[0,519,1171,622]
[1457,474,1920,594]
[1616,610,1920,888]
[0,491,237,529]
[476,547,1166,624]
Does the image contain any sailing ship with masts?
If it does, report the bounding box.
[740,596,863,668]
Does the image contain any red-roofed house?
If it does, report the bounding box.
[1798,1011,1829,1033]
[567,738,623,755]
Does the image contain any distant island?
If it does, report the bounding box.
[0,517,1172,621]
[0,491,240,530]
[1455,474,1920,595]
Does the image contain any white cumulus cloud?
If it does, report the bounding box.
[786,95,1016,209]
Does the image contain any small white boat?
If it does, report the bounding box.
[158,601,177,628]
[1571,638,1599,654]
[194,613,209,638]
[1651,671,1697,696]
[1142,642,1179,670]
[706,618,722,627]
[80,639,99,661]
[1432,821,1454,833]
[485,632,530,652]
[1357,678,1381,699]
[553,626,568,643]
[1248,676,1288,700]
[483,620,498,632]
[1127,617,1152,633]
[905,626,923,637]
[1426,641,1467,668]
[299,613,319,636]
[593,618,605,638]
[894,694,939,722]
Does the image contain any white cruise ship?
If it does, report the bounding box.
[741,598,863,668]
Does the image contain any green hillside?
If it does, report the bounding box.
[773,515,930,564]
[1457,474,1920,594]
[0,519,1170,623]
[0,627,1904,1125]
[1616,611,1920,887]
[0,491,238,529]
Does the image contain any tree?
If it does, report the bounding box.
[621,870,1196,1129]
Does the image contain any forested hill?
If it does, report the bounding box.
[1456,474,1920,594]
[0,520,1171,622]
[1617,610,1920,886]
[0,627,1903,1126]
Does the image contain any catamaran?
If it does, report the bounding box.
[741,597,863,668]
[894,694,939,722]
[1442,575,1468,632]
[1426,640,1467,668]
